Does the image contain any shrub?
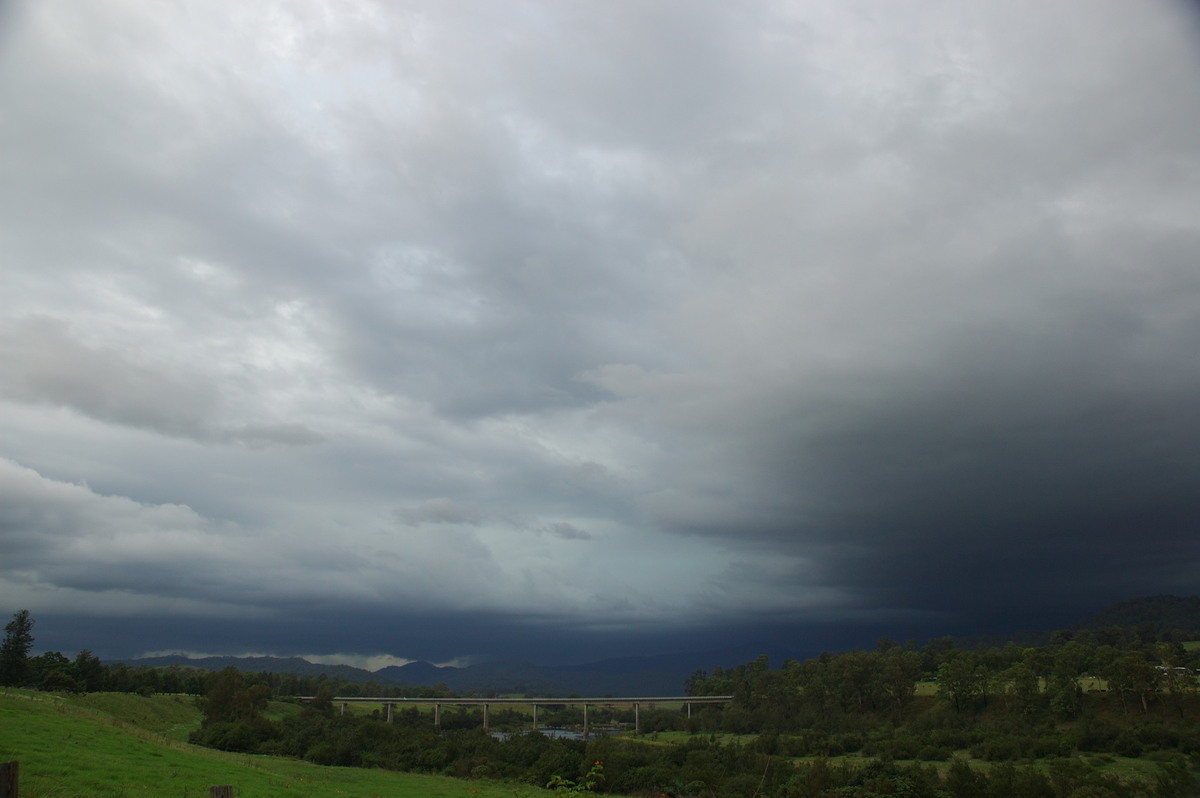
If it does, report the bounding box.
[837,732,865,753]
[1073,719,1121,753]
[972,733,1031,761]
[1135,723,1179,750]
[928,726,979,750]
[887,735,923,760]
[1032,734,1071,758]
[917,745,951,761]
[191,720,270,753]
[1113,731,1143,758]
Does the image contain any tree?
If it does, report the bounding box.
[937,652,988,712]
[1047,670,1082,719]
[28,650,75,691]
[998,662,1041,715]
[833,649,880,713]
[197,668,270,725]
[191,668,277,752]
[1156,642,1194,717]
[684,668,707,695]
[945,758,984,798]
[0,609,35,686]
[1104,652,1158,714]
[1047,639,1091,719]
[876,647,922,722]
[73,649,105,692]
[799,653,839,725]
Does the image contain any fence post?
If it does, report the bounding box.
[209,786,233,798]
[1,761,17,798]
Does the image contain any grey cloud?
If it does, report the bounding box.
[395,498,488,527]
[221,423,326,448]
[0,317,220,438]
[0,318,323,447]
[0,458,234,596]
[2,0,1199,663]
[543,522,592,541]
[0,460,501,619]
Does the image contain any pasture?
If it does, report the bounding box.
[0,689,555,797]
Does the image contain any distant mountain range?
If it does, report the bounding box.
[120,642,811,697]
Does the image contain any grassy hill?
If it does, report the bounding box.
[0,689,551,797]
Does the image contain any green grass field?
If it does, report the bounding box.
[0,689,554,797]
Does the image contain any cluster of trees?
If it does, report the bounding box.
[686,630,1199,731]
[182,666,1196,797]
[238,672,454,700]
[679,631,1200,778]
[0,609,201,694]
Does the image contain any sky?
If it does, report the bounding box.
[2,1,1200,670]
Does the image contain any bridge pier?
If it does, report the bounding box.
[386,703,394,724]
[434,703,441,730]
[483,703,489,732]
[635,702,640,735]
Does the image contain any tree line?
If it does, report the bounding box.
[680,631,1200,772]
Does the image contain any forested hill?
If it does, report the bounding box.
[1075,595,1200,634]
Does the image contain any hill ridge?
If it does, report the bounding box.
[1075,594,1200,633]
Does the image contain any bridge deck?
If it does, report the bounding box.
[303,695,732,705]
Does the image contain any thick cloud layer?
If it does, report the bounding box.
[2,0,1199,664]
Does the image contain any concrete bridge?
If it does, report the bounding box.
[301,695,733,737]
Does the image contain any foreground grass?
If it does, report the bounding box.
[0,690,551,798]
[72,691,205,742]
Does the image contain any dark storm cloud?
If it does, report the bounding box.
[2,0,1199,665]
[617,227,1200,632]
[783,309,1200,622]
